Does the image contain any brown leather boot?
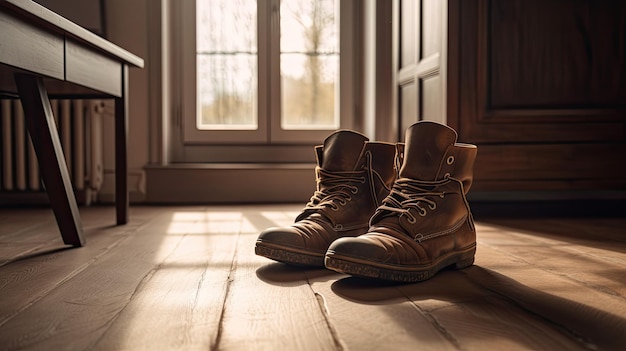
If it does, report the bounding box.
[255,130,398,267]
[325,121,478,282]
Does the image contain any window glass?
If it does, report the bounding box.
[196,0,257,130]
[280,0,339,130]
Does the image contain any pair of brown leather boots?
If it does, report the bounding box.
[255,121,478,283]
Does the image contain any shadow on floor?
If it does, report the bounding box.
[330,265,626,350]
[256,262,342,286]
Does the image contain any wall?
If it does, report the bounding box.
[100,0,151,202]
[362,1,395,142]
[34,0,104,34]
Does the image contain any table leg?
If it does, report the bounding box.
[14,73,85,247]
[115,64,129,225]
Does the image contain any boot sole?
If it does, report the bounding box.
[255,241,325,267]
[325,244,476,283]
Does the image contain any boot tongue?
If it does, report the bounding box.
[321,130,369,171]
[400,121,458,180]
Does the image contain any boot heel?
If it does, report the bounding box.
[453,249,475,269]
[454,257,474,269]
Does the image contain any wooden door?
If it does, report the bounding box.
[446,0,626,198]
[396,0,448,137]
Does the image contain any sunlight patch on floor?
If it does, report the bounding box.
[166,211,260,235]
[259,210,300,228]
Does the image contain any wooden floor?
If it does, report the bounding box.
[0,205,625,351]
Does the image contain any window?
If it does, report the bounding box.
[195,0,258,132]
[278,0,340,131]
[172,0,360,162]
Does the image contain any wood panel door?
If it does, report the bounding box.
[396,0,448,137]
[447,0,626,198]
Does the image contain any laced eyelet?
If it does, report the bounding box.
[334,224,343,230]
[350,187,359,194]
[444,173,451,179]
[418,207,427,217]
[446,156,455,165]
[428,203,437,210]
[331,204,339,211]
[414,233,424,242]
[359,177,366,183]
[406,215,416,224]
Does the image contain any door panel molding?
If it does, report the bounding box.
[447,0,626,193]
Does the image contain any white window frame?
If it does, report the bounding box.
[169,0,361,162]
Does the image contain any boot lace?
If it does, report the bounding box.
[375,178,445,223]
[305,167,366,212]
[302,151,380,215]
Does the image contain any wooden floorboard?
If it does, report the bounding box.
[94,208,240,350]
[0,209,62,267]
[0,205,624,350]
[0,207,169,350]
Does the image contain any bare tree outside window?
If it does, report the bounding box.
[281,0,339,129]
[195,0,339,131]
[196,0,257,129]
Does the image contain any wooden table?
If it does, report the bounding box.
[0,0,144,246]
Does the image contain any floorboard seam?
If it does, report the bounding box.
[90,223,190,349]
[0,239,58,268]
[0,233,131,329]
[402,290,464,350]
[458,268,602,350]
[212,231,241,351]
[479,241,626,303]
[311,289,346,351]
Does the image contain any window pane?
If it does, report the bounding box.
[196,0,257,130]
[280,0,339,130]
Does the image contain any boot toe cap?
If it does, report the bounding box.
[327,233,421,265]
[257,224,332,253]
[327,235,395,263]
[257,227,305,248]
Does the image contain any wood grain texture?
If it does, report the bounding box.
[0,207,164,349]
[472,222,626,350]
[0,10,64,80]
[1,0,143,68]
[14,74,84,246]
[490,0,626,108]
[218,225,340,350]
[473,143,626,189]
[93,208,240,350]
[397,0,447,131]
[65,40,122,97]
[308,272,461,350]
[0,205,625,350]
[445,0,626,194]
[0,209,62,267]
[1,1,142,246]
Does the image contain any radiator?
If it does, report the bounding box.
[0,98,104,205]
